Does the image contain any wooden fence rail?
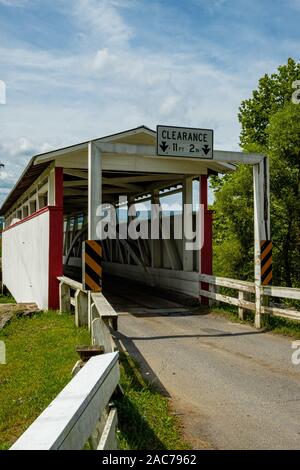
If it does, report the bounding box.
[91,292,118,353]
[58,276,88,327]
[10,352,120,450]
[199,273,300,325]
[57,276,118,353]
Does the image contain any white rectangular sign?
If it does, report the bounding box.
[156,125,213,159]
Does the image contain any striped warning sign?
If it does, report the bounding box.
[82,240,102,292]
[261,240,272,285]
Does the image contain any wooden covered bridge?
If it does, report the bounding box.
[0,125,277,328]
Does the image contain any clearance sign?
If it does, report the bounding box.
[156,125,214,159]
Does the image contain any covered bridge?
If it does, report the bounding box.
[0,126,267,311]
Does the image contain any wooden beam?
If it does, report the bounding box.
[63,169,88,179]
[64,180,88,187]
[64,189,88,196]
[183,177,194,271]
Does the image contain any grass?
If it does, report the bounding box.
[116,352,189,450]
[0,294,15,304]
[0,310,90,449]
[211,304,300,339]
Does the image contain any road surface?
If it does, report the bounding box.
[107,283,300,450]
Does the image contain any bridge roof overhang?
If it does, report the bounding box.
[0,125,264,216]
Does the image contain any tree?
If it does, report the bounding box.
[267,103,300,286]
[212,58,300,287]
[239,58,300,150]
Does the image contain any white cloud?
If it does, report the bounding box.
[73,0,133,46]
[159,96,181,116]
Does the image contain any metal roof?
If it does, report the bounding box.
[0,125,154,216]
[0,125,238,216]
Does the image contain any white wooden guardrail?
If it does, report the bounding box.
[91,292,118,353]
[58,276,88,327]
[58,276,118,353]
[10,352,120,450]
[199,273,300,323]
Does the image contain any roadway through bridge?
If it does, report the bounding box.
[105,279,300,450]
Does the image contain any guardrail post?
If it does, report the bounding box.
[59,282,71,313]
[209,283,216,307]
[75,290,88,326]
[238,291,245,320]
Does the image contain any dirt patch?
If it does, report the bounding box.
[170,397,214,450]
[0,303,40,330]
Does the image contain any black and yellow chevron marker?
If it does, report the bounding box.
[82,240,102,292]
[261,240,272,286]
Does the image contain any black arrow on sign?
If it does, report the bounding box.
[202,145,210,155]
[160,141,169,152]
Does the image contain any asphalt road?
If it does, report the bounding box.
[108,286,300,450]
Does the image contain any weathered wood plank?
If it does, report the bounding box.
[57,276,84,292]
[91,293,118,331]
[262,286,300,301]
[238,291,245,320]
[75,290,88,326]
[59,282,71,313]
[97,408,118,451]
[199,289,256,311]
[92,315,114,353]
[199,274,255,293]
[91,293,118,319]
[262,305,300,321]
[10,352,119,450]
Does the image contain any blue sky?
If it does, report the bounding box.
[0,0,300,206]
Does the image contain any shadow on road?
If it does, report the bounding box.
[121,329,266,341]
[114,329,171,398]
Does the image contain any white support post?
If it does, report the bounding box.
[88,142,102,330]
[182,177,194,271]
[88,142,102,240]
[29,200,36,215]
[151,190,161,268]
[253,157,270,329]
[22,204,29,219]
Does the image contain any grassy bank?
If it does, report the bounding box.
[0,310,90,449]
[211,305,300,339]
[0,308,188,450]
